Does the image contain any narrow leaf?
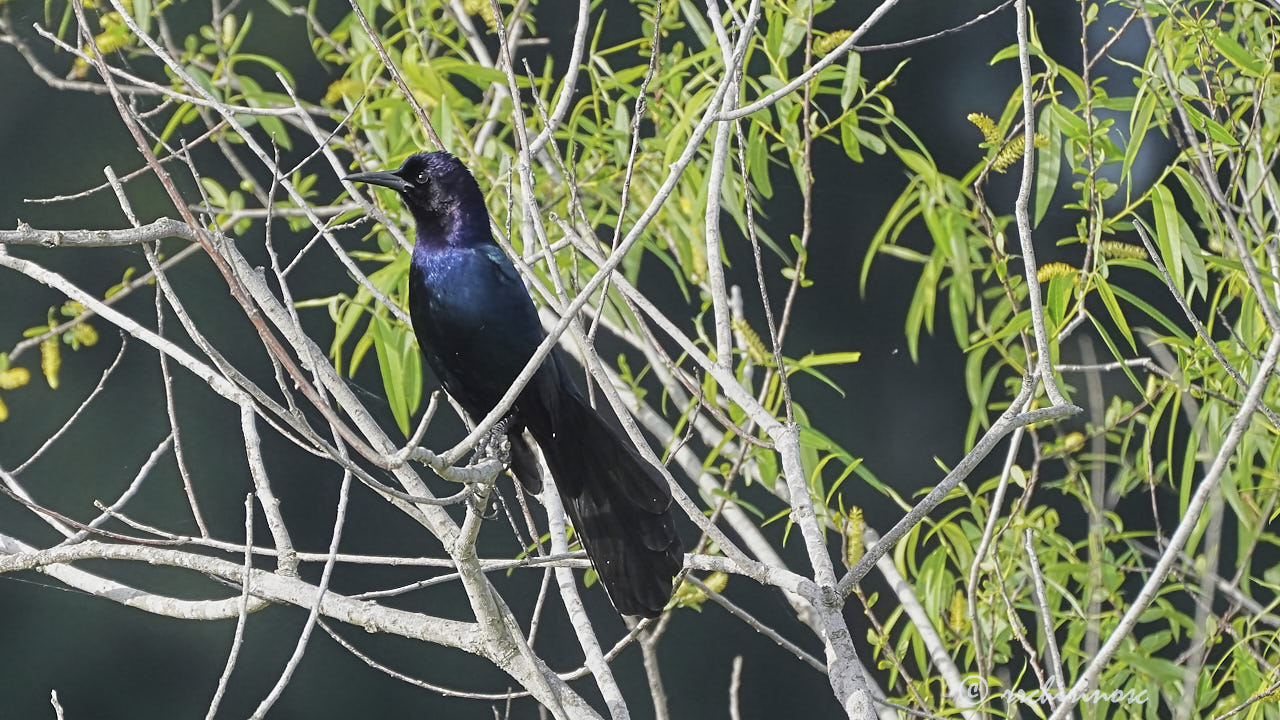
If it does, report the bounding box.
[1034,106,1060,226]
[1151,184,1184,295]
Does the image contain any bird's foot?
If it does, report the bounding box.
[480,492,502,520]
[471,416,513,468]
[463,418,512,520]
[465,484,488,515]
[463,479,503,519]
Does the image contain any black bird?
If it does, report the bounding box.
[346,151,682,617]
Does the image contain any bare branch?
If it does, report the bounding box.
[204,495,260,720]
[0,529,250,620]
[1012,0,1067,406]
[241,406,299,576]
[685,575,826,673]
[0,218,198,247]
[251,469,352,717]
[543,487,630,720]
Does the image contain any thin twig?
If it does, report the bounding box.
[14,338,128,474]
[1013,0,1067,406]
[1133,221,1280,429]
[728,656,744,720]
[1022,529,1068,716]
[541,483,630,719]
[250,469,352,718]
[204,495,258,720]
[685,575,826,673]
[721,0,903,120]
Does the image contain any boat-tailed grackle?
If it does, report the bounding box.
[346,151,682,618]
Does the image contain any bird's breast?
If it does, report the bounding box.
[407,244,548,413]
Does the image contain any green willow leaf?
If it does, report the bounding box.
[1034,104,1060,227]
[1209,29,1267,78]
[1151,184,1184,296]
[840,51,861,110]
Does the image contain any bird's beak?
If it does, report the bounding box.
[344,170,411,192]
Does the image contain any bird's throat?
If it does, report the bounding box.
[412,202,491,249]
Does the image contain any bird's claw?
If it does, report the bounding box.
[465,484,484,513]
[465,417,511,520]
[480,494,501,520]
[471,417,513,468]
[464,482,502,519]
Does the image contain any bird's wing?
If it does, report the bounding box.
[476,242,525,288]
[474,243,567,419]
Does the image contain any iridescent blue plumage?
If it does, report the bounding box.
[347,152,682,617]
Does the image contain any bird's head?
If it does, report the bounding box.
[345,151,485,233]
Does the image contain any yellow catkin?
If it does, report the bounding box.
[0,366,31,390]
[992,136,1026,172]
[41,337,61,389]
[72,25,132,77]
[1061,432,1086,452]
[1099,241,1146,260]
[1036,262,1077,284]
[815,29,852,56]
[731,317,772,365]
[70,323,99,347]
[674,572,727,610]
[996,136,1046,169]
[970,113,1049,173]
[948,588,967,632]
[843,507,865,568]
[324,78,366,105]
[92,25,131,53]
[967,113,1000,145]
[673,579,701,607]
[0,395,8,422]
[702,571,728,595]
[992,134,1049,171]
[461,0,497,29]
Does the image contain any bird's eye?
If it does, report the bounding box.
[416,170,430,185]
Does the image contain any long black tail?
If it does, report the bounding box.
[528,390,682,618]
